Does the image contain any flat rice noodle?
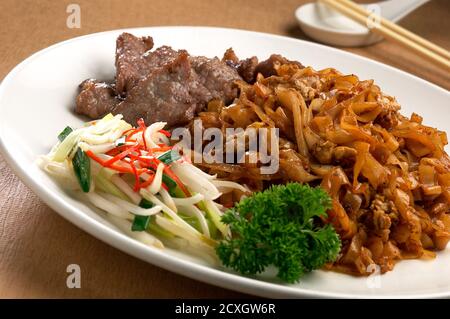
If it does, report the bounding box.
[223,103,258,127]
[310,115,333,136]
[280,159,317,183]
[334,74,359,91]
[324,100,347,120]
[321,167,349,198]
[351,101,382,123]
[370,143,391,165]
[420,233,434,249]
[383,240,401,260]
[198,112,222,128]
[186,62,450,275]
[413,205,434,234]
[439,131,448,145]
[438,172,450,194]
[440,214,450,231]
[303,126,321,149]
[406,139,434,158]
[333,146,357,162]
[393,188,413,221]
[341,232,363,264]
[366,236,384,260]
[350,140,389,188]
[372,125,399,152]
[420,249,437,259]
[265,106,294,139]
[241,93,275,127]
[340,118,377,145]
[207,99,224,113]
[254,82,272,98]
[326,127,355,145]
[304,126,336,164]
[310,163,335,176]
[234,79,252,92]
[279,149,317,182]
[352,142,370,186]
[321,96,338,113]
[418,163,443,197]
[393,129,436,157]
[277,88,309,158]
[326,199,357,239]
[310,98,324,113]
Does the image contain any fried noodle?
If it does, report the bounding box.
[191,62,450,276]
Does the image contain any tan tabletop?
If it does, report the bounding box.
[0,0,449,298]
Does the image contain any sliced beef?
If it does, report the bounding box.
[115,33,154,95]
[255,54,304,77]
[237,56,259,83]
[145,46,186,70]
[190,56,240,104]
[75,79,119,119]
[116,33,190,96]
[222,48,258,83]
[112,53,203,127]
[77,32,243,126]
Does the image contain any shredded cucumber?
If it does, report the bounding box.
[52,131,81,162]
[95,171,129,201]
[42,113,235,257]
[202,200,229,238]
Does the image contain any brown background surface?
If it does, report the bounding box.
[0,0,449,298]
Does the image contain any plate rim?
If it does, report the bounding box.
[0,26,449,299]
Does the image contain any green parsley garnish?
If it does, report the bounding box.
[216,183,341,283]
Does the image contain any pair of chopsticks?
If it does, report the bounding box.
[319,0,450,70]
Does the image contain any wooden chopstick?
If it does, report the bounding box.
[319,0,450,70]
[336,0,450,60]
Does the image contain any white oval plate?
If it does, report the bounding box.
[0,27,449,299]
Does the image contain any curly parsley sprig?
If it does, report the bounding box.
[216,183,341,283]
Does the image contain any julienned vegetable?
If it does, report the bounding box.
[39,114,249,261]
[72,148,91,192]
[40,114,342,282]
[132,199,154,231]
[57,126,73,142]
[216,183,341,283]
[57,125,91,192]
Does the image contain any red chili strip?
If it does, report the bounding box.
[126,128,144,142]
[129,161,141,192]
[159,129,171,137]
[103,145,139,167]
[106,144,131,156]
[86,150,134,174]
[150,146,173,153]
[137,118,148,150]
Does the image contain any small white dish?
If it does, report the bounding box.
[295,0,430,47]
[0,27,449,298]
